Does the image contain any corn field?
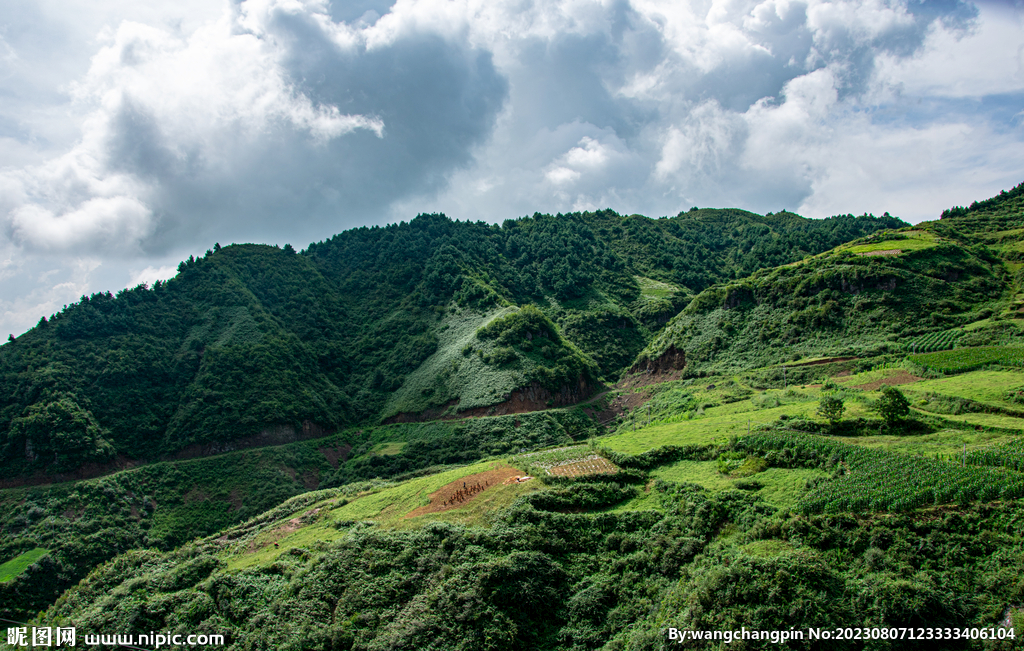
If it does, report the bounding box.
[964,439,1024,472]
[901,329,962,353]
[909,345,1024,373]
[740,431,1024,513]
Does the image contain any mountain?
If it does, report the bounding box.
[0,208,900,480]
[6,184,1024,648]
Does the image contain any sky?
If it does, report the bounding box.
[1,0,1023,337]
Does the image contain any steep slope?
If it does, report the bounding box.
[0,210,899,479]
[636,223,1010,376]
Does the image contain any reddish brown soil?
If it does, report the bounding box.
[319,443,353,469]
[594,388,654,424]
[851,370,923,391]
[405,466,523,518]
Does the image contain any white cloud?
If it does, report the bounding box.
[2,0,1024,337]
[128,264,178,287]
[873,3,1024,99]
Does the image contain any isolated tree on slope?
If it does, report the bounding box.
[817,377,844,427]
[874,385,911,425]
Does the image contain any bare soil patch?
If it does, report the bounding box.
[785,356,859,368]
[405,466,522,518]
[595,388,653,425]
[319,443,353,469]
[858,249,902,257]
[247,508,322,552]
[851,370,923,391]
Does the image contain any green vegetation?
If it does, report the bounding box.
[739,430,1024,512]
[874,385,911,424]
[30,438,1024,650]
[911,345,1024,373]
[846,229,938,254]
[0,412,595,620]
[637,220,1006,375]
[902,327,963,352]
[1,210,895,481]
[5,184,1024,647]
[0,547,48,583]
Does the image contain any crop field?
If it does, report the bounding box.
[740,432,1024,513]
[547,455,619,476]
[0,548,48,583]
[227,461,542,570]
[513,445,592,466]
[910,346,1024,373]
[901,328,962,353]
[965,439,1024,472]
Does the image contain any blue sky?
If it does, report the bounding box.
[0,0,1022,336]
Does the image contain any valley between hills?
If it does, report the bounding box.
[3,186,1024,649]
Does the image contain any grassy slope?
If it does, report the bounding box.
[637,224,1007,376]
[0,547,48,583]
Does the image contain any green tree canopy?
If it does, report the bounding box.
[874,385,911,424]
[816,394,845,425]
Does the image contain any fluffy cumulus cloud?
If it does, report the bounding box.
[1,0,1023,335]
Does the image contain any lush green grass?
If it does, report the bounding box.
[847,230,938,254]
[650,460,735,491]
[739,539,798,557]
[0,548,48,583]
[754,468,829,510]
[907,369,1024,407]
[635,276,681,299]
[917,410,1024,431]
[370,442,406,455]
[844,427,1022,458]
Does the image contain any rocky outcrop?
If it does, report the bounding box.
[629,345,686,375]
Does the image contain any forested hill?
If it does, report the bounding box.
[0,209,901,479]
[637,182,1024,377]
